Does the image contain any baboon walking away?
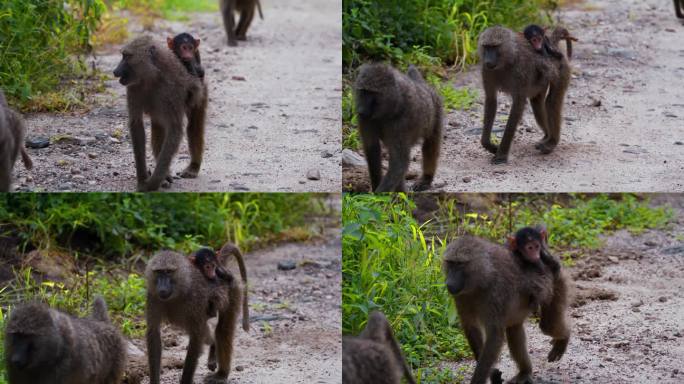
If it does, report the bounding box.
[443,234,571,384]
[0,90,33,192]
[113,36,208,192]
[478,25,572,164]
[4,297,126,384]
[220,0,264,46]
[354,63,443,192]
[342,311,416,384]
[145,248,249,384]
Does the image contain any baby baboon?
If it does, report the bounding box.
[478,26,571,164]
[167,33,205,79]
[113,36,208,191]
[190,247,234,284]
[354,63,443,192]
[443,234,571,384]
[342,311,416,384]
[0,90,33,192]
[145,248,249,384]
[523,25,563,60]
[220,0,264,46]
[4,297,126,384]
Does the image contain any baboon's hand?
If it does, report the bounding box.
[547,338,568,362]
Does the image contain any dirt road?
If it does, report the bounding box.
[15,0,341,192]
[344,0,684,192]
[447,195,684,383]
[133,215,341,384]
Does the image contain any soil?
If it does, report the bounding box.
[131,210,342,383]
[445,195,684,383]
[14,0,341,192]
[343,0,684,192]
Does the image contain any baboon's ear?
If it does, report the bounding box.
[167,37,174,50]
[194,38,201,48]
[507,237,517,251]
[188,255,196,264]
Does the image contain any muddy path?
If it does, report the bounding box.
[343,0,684,192]
[445,195,684,383]
[129,212,342,384]
[15,0,341,192]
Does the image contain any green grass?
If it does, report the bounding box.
[342,193,672,384]
[0,193,325,256]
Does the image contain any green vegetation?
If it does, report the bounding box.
[342,193,671,383]
[0,0,217,111]
[0,193,329,376]
[341,0,556,149]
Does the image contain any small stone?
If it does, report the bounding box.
[342,149,365,167]
[321,150,333,158]
[229,182,250,191]
[277,260,296,271]
[232,76,246,81]
[675,141,683,145]
[462,176,472,183]
[235,365,245,372]
[306,169,320,180]
[658,296,667,303]
[87,152,98,159]
[26,137,50,149]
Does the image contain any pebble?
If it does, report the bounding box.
[277,260,296,271]
[342,149,365,167]
[26,137,50,149]
[306,169,320,181]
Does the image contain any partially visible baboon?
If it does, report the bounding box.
[113,36,208,191]
[522,25,563,60]
[478,26,571,164]
[145,249,248,384]
[220,0,264,46]
[354,63,443,192]
[443,235,571,384]
[4,296,126,384]
[342,311,416,384]
[0,90,33,192]
[675,0,684,19]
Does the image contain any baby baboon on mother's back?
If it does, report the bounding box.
[443,234,571,384]
[354,63,443,192]
[4,297,126,384]
[113,36,208,191]
[342,311,416,384]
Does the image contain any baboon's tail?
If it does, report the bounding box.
[92,296,111,323]
[20,147,32,170]
[219,241,250,332]
[257,0,264,19]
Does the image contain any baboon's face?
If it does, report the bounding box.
[355,89,378,119]
[443,260,467,296]
[113,45,153,87]
[6,331,61,370]
[152,267,179,300]
[481,45,502,70]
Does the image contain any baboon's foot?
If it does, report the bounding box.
[491,155,508,165]
[507,372,533,384]
[227,39,238,47]
[207,344,217,371]
[203,372,228,384]
[237,35,247,41]
[411,176,433,192]
[482,142,499,155]
[535,140,557,154]
[179,164,200,179]
[490,368,504,384]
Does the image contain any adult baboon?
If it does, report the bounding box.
[113,36,208,191]
[342,311,416,384]
[0,90,33,192]
[443,235,571,384]
[354,63,443,192]
[478,26,571,164]
[4,297,126,384]
[220,0,264,46]
[145,247,249,384]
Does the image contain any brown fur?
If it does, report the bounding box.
[354,63,443,192]
[478,26,571,164]
[145,250,247,384]
[549,27,578,60]
[4,297,126,384]
[220,0,264,46]
[443,235,571,384]
[0,90,33,192]
[342,311,416,384]
[217,242,250,332]
[113,36,207,191]
[675,0,684,19]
